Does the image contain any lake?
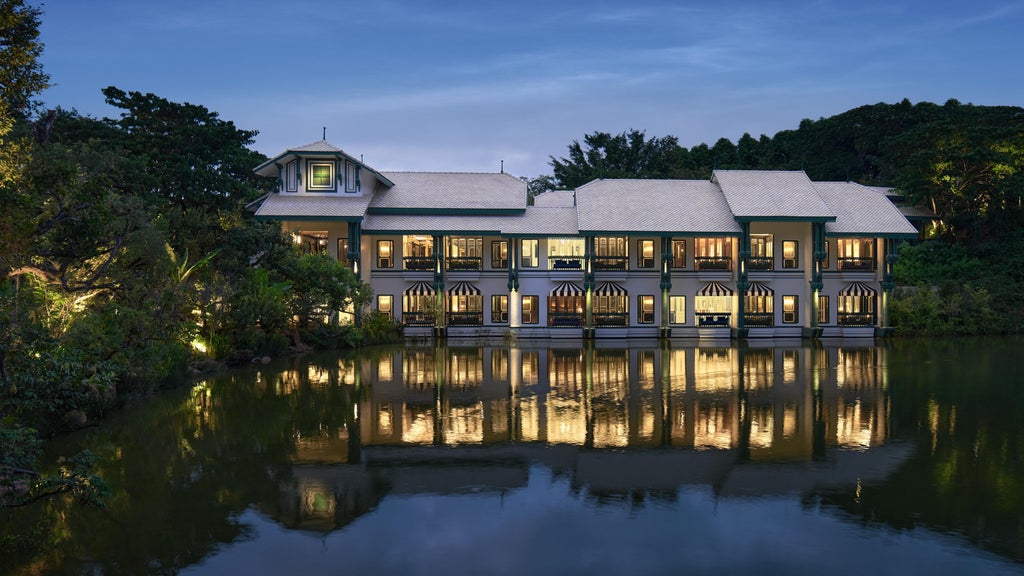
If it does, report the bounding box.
[3,337,1023,575]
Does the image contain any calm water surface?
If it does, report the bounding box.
[3,338,1023,575]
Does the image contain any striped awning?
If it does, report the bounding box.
[447,281,481,296]
[550,281,584,297]
[404,281,435,296]
[698,281,734,297]
[840,281,877,296]
[594,282,627,296]
[746,281,774,296]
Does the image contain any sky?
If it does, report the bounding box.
[36,0,1024,178]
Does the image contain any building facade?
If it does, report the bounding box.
[251,140,918,339]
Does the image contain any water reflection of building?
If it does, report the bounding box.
[266,343,902,532]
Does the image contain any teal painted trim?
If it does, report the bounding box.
[361,229,503,235]
[254,215,363,222]
[734,216,836,223]
[826,232,918,239]
[367,207,525,216]
[579,229,742,237]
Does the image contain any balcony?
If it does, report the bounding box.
[403,313,435,326]
[447,312,483,326]
[594,256,628,271]
[594,312,628,326]
[696,313,731,327]
[838,313,876,326]
[743,312,774,327]
[695,257,732,271]
[403,256,434,271]
[447,257,482,271]
[548,312,583,327]
[838,257,875,271]
[549,256,584,270]
[747,257,773,271]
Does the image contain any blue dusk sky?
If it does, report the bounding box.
[37,0,1024,178]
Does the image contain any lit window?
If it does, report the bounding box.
[491,295,508,324]
[377,295,393,319]
[783,241,798,269]
[491,241,508,268]
[337,238,350,266]
[818,295,829,324]
[521,239,539,268]
[639,295,655,324]
[671,239,686,268]
[783,295,798,323]
[638,240,655,268]
[308,161,335,190]
[523,296,539,324]
[669,296,686,324]
[377,240,393,268]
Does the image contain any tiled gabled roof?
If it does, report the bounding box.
[714,170,835,220]
[502,207,579,236]
[370,172,527,212]
[814,182,919,237]
[575,179,741,235]
[533,190,575,207]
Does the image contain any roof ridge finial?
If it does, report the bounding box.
[322,126,326,141]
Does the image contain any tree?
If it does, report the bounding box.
[0,0,48,120]
[549,129,683,189]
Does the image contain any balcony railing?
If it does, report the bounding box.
[695,257,732,271]
[838,313,876,326]
[594,256,628,271]
[743,312,774,327]
[403,256,434,271]
[403,313,435,326]
[447,312,483,326]
[548,312,583,327]
[549,256,584,270]
[838,257,875,271]
[747,257,773,271]
[696,312,731,327]
[447,257,482,271]
[594,312,628,326]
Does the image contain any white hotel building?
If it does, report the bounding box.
[250,140,918,340]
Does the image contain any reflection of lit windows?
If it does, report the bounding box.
[446,404,484,444]
[783,350,799,384]
[491,348,508,381]
[783,404,799,439]
[694,402,733,449]
[522,351,539,385]
[377,357,392,381]
[695,348,735,392]
[749,405,773,448]
[669,296,687,324]
[638,351,656,389]
[377,403,393,436]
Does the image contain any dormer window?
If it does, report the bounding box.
[308,161,335,190]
